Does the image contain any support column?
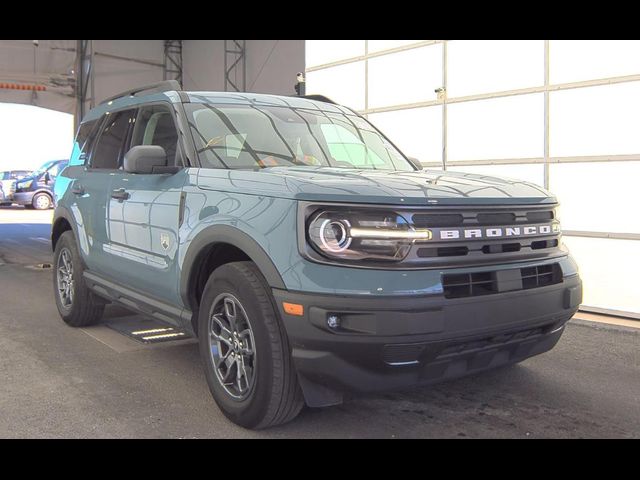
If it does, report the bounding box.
[224,40,246,92]
[164,40,183,87]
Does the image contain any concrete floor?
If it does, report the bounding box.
[0,206,638,438]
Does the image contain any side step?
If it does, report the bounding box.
[104,316,192,345]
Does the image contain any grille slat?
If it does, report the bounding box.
[403,205,561,267]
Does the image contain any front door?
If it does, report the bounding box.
[105,104,187,308]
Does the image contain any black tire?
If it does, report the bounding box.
[198,261,304,429]
[32,192,52,210]
[53,231,105,327]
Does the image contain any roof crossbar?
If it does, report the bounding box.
[100,80,182,105]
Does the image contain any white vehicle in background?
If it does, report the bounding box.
[0,170,32,205]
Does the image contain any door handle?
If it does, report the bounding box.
[111,188,130,201]
[71,185,85,195]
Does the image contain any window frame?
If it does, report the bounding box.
[129,102,183,168]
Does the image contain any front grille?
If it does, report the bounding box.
[401,204,562,268]
[442,263,563,299]
[412,208,555,228]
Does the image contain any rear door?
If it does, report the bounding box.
[105,103,188,307]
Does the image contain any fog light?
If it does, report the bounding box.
[327,314,340,329]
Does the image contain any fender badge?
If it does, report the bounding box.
[160,233,171,251]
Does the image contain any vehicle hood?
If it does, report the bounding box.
[196,167,556,206]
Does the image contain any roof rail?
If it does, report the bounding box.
[100,80,182,105]
[299,94,337,105]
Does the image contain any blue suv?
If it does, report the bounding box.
[52,81,582,429]
[14,160,67,209]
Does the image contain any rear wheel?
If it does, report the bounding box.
[53,231,104,327]
[32,192,52,210]
[198,261,304,429]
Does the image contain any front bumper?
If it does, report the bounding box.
[273,273,581,407]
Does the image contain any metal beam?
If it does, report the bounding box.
[163,40,183,87]
[360,72,640,116]
[305,40,444,72]
[563,231,640,241]
[224,40,246,92]
[93,51,164,68]
[543,40,550,189]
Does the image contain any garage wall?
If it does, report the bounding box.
[183,40,304,95]
[1,39,305,118]
[0,40,77,114]
[306,40,640,317]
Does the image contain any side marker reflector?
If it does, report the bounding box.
[283,302,304,316]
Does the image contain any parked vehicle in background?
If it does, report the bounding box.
[13,160,67,209]
[0,170,31,205]
[51,81,582,429]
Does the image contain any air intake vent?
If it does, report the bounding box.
[442,263,562,299]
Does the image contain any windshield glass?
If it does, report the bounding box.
[34,160,58,175]
[185,103,415,171]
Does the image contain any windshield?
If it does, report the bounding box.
[185,103,415,171]
[34,160,58,175]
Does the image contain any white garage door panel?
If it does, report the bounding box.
[305,40,365,68]
[550,83,640,157]
[447,94,544,161]
[367,45,442,109]
[550,162,640,234]
[447,40,544,97]
[305,62,365,112]
[550,40,640,84]
[563,236,640,315]
[448,164,545,187]
[367,106,442,163]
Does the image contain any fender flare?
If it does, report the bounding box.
[51,205,78,251]
[180,224,286,310]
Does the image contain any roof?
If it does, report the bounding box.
[82,88,355,123]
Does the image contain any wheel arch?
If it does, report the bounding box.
[51,207,76,251]
[181,225,286,328]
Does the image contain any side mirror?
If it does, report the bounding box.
[44,172,51,183]
[407,156,423,170]
[124,145,171,174]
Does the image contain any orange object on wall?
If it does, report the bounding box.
[0,83,46,91]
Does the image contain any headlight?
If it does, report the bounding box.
[307,209,432,262]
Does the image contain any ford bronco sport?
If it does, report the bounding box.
[52,80,582,429]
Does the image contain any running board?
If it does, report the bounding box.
[104,316,192,344]
[83,271,192,331]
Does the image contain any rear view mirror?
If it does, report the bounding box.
[124,145,176,174]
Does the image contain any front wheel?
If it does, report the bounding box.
[53,231,105,327]
[32,192,52,210]
[198,261,304,429]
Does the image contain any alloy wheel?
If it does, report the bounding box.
[57,248,74,308]
[208,293,257,400]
